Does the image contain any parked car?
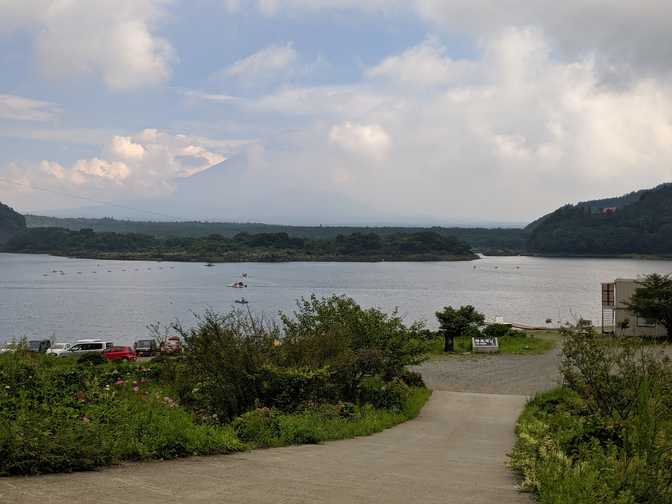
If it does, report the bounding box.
[0,342,17,354]
[46,342,72,356]
[27,339,52,353]
[134,339,158,357]
[103,346,137,362]
[160,336,182,354]
[61,339,112,358]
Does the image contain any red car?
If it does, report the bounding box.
[104,346,137,362]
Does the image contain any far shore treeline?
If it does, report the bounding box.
[2,180,672,258]
[2,227,477,262]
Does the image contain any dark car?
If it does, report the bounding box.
[27,340,51,353]
[134,339,158,357]
[104,346,137,362]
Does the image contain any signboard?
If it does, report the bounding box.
[472,336,499,353]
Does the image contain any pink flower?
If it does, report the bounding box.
[115,378,125,385]
[132,385,140,393]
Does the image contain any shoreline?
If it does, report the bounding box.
[0,250,479,263]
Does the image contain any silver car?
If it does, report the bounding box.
[61,340,112,357]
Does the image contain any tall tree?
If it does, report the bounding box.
[435,305,485,352]
[627,273,672,339]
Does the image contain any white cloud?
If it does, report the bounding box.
[329,122,390,162]
[243,0,672,78]
[221,28,672,222]
[0,0,173,91]
[4,130,227,204]
[367,38,479,87]
[226,43,298,82]
[0,94,59,121]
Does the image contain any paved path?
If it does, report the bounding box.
[1,391,531,504]
[415,346,562,396]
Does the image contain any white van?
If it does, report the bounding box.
[61,340,112,357]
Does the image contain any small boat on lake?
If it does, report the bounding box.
[235,298,249,304]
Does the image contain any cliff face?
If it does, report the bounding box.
[0,202,26,244]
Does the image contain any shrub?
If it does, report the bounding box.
[232,408,282,445]
[511,323,672,503]
[399,369,425,388]
[0,353,243,475]
[280,295,430,377]
[483,323,524,339]
[258,365,338,411]
[77,353,106,366]
[357,376,410,411]
[174,310,278,422]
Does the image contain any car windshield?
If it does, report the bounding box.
[28,341,42,350]
[53,343,67,349]
[137,340,153,346]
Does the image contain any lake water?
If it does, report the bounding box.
[2,253,671,345]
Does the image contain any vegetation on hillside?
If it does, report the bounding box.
[3,227,478,261]
[0,296,432,475]
[510,322,672,503]
[0,202,25,244]
[527,183,672,255]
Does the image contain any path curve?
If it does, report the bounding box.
[1,391,531,504]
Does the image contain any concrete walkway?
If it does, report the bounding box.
[1,391,531,504]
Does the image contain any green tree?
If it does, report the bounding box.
[435,305,485,353]
[627,273,672,339]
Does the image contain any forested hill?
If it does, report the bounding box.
[0,202,26,244]
[527,183,672,255]
[25,215,527,253]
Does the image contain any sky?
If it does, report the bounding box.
[1,0,672,226]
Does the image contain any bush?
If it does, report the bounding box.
[232,408,282,445]
[77,353,106,366]
[280,295,430,378]
[399,369,425,388]
[174,310,278,422]
[357,376,410,411]
[0,353,243,475]
[483,323,524,339]
[258,365,339,411]
[510,324,672,503]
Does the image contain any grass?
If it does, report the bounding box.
[234,388,431,449]
[430,329,559,356]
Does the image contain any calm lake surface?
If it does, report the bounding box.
[2,253,672,345]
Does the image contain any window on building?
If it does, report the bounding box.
[636,316,656,328]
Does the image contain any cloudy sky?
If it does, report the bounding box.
[1,1,671,225]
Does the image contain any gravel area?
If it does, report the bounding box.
[414,346,563,396]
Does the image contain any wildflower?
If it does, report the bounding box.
[132,385,140,393]
[81,416,91,424]
[115,378,125,385]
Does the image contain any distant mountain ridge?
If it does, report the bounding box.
[0,202,26,244]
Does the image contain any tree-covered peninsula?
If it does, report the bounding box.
[3,227,477,262]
